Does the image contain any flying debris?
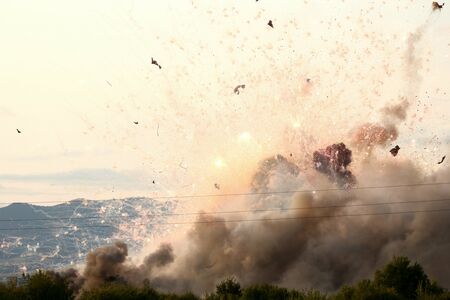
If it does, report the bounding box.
[134,121,139,125]
[234,84,245,95]
[152,180,155,184]
[16,129,21,133]
[106,80,112,87]
[214,183,220,190]
[432,2,445,10]
[151,57,162,69]
[306,78,311,83]
[390,145,400,157]
[438,156,446,164]
[267,20,273,28]
[313,143,355,187]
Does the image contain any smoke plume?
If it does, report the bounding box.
[312,143,355,187]
[66,153,449,295]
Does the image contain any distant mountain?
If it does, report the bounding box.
[0,197,176,279]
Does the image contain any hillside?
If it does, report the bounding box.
[0,198,176,279]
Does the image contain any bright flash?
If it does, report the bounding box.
[239,132,251,141]
[215,158,225,168]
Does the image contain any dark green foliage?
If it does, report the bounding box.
[0,256,448,300]
[161,292,199,300]
[26,271,73,300]
[78,284,200,300]
[333,279,401,300]
[241,284,326,300]
[332,256,449,300]
[78,284,159,300]
[215,277,242,298]
[241,284,289,300]
[374,256,433,299]
[0,277,28,300]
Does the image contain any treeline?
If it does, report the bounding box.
[1,256,449,300]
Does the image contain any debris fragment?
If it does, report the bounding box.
[234,84,246,95]
[214,183,220,190]
[306,78,311,83]
[313,143,355,187]
[267,20,273,28]
[106,80,112,87]
[151,57,162,69]
[152,180,155,184]
[16,129,21,134]
[390,145,400,157]
[133,121,139,125]
[438,156,446,164]
[432,2,444,10]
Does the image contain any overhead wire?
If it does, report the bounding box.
[0,181,448,205]
[1,197,450,223]
[1,206,450,231]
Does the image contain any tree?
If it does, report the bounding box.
[215,277,242,298]
[78,283,158,300]
[333,279,401,300]
[374,256,431,299]
[26,271,73,300]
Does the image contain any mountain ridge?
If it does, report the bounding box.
[0,197,176,279]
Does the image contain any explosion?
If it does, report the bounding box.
[21,1,448,296]
[312,143,355,187]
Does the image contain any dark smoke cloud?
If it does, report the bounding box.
[71,241,174,293]
[312,143,355,187]
[155,159,450,293]
[82,241,128,290]
[144,243,174,268]
[68,154,450,295]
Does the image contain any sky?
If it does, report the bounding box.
[0,0,449,204]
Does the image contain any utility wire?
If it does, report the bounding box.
[1,197,450,223]
[0,181,448,205]
[1,207,449,231]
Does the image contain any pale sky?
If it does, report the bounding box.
[0,0,449,203]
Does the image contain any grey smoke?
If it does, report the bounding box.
[71,154,450,294]
[73,241,175,292]
[312,143,355,187]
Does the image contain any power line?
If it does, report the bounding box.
[1,197,450,223]
[0,207,449,231]
[0,181,449,206]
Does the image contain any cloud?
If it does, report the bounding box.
[0,169,144,187]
